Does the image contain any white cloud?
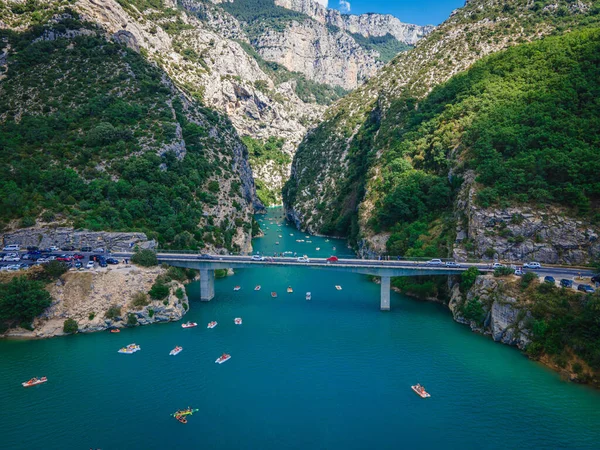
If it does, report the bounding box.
[314,0,328,7]
[338,0,351,13]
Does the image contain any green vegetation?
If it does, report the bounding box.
[88,312,95,321]
[182,302,188,311]
[460,267,480,293]
[221,0,307,34]
[461,297,487,325]
[40,261,69,280]
[175,288,185,300]
[63,318,78,334]
[349,33,412,63]
[391,275,448,300]
[131,250,158,267]
[0,18,248,250]
[149,280,170,300]
[131,292,150,310]
[127,313,138,326]
[243,136,289,205]
[215,269,228,279]
[105,305,121,320]
[494,267,515,277]
[525,282,600,373]
[0,277,52,330]
[521,272,539,288]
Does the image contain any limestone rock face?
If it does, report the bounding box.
[453,171,600,264]
[449,276,530,349]
[253,19,381,90]
[2,265,190,339]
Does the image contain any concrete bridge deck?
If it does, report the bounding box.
[113,252,595,311]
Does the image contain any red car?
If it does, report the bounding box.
[72,254,85,260]
[56,255,72,262]
[326,256,339,263]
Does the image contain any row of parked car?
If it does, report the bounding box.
[2,244,106,253]
[543,275,598,293]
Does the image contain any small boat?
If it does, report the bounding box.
[254,285,261,291]
[278,235,282,238]
[170,346,183,356]
[233,286,241,291]
[296,239,304,243]
[305,236,310,239]
[181,322,197,329]
[325,239,330,242]
[411,384,431,398]
[287,286,293,293]
[271,292,278,298]
[215,353,231,364]
[335,285,342,290]
[306,240,312,243]
[306,292,311,301]
[118,343,141,354]
[110,328,120,333]
[333,247,336,250]
[275,242,279,245]
[234,317,242,325]
[207,321,217,329]
[22,377,47,388]
[171,407,199,424]
[316,247,320,251]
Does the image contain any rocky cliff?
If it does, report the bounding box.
[2,265,189,338]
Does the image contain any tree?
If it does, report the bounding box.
[63,318,78,334]
[460,267,479,293]
[131,249,158,267]
[127,313,138,326]
[0,277,52,326]
[149,282,169,300]
[41,261,69,280]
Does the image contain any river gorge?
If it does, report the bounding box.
[1,208,600,449]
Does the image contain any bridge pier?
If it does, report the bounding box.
[199,269,215,301]
[380,275,391,311]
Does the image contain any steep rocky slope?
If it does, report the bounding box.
[284,0,600,264]
[0,12,259,252]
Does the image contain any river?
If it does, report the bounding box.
[1,207,600,449]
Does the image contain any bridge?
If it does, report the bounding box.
[112,252,595,310]
[113,252,494,310]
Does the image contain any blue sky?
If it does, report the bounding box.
[315,0,465,26]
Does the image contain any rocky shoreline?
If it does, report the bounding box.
[1,265,190,339]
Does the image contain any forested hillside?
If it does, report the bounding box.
[0,14,260,251]
[284,0,600,263]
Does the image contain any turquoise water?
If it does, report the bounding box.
[1,207,600,449]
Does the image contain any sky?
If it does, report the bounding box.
[313,0,466,26]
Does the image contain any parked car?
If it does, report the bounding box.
[591,274,600,284]
[81,246,92,252]
[514,268,523,276]
[26,246,39,252]
[93,248,105,253]
[86,261,95,269]
[523,262,542,269]
[98,259,107,267]
[492,263,506,269]
[326,256,339,263]
[426,259,443,266]
[445,261,461,267]
[544,276,556,285]
[3,254,20,262]
[56,255,72,262]
[106,258,119,264]
[197,254,215,260]
[578,284,595,293]
[560,279,574,288]
[251,255,265,261]
[74,261,83,269]
[297,256,310,263]
[61,245,75,251]
[36,258,49,264]
[90,254,104,262]
[49,246,59,251]
[3,244,20,251]
[72,254,85,260]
